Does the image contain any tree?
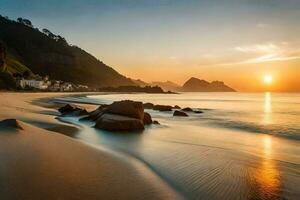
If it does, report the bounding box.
[17,17,33,28]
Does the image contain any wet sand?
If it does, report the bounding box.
[0,92,182,200]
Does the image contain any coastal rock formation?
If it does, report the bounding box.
[80,100,158,131]
[182,77,235,92]
[95,114,144,131]
[173,110,188,117]
[106,100,144,120]
[58,104,88,116]
[143,103,154,109]
[153,105,173,112]
[182,107,193,112]
[143,112,153,125]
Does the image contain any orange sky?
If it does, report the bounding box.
[4,0,300,92]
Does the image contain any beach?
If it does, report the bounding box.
[0,92,181,200]
[0,92,299,200]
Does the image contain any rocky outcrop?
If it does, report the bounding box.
[153,105,173,112]
[79,100,157,132]
[106,100,144,120]
[95,114,144,131]
[173,110,188,117]
[58,104,88,116]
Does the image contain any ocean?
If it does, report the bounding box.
[58,92,300,199]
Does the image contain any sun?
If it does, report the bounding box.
[264,75,273,84]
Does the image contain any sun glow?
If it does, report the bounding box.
[264,75,273,84]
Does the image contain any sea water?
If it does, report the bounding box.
[59,92,300,199]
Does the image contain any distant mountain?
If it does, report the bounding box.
[151,81,181,92]
[131,79,149,87]
[182,77,236,92]
[0,15,135,88]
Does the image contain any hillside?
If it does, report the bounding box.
[0,15,135,88]
[182,77,236,92]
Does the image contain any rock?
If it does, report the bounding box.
[153,105,173,111]
[173,110,188,117]
[0,119,23,130]
[58,104,88,116]
[143,112,152,125]
[95,114,144,131]
[194,110,203,114]
[143,103,154,109]
[181,107,193,112]
[174,105,181,109]
[88,105,108,120]
[153,120,160,125]
[106,100,144,120]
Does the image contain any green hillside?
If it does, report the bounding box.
[0,15,135,89]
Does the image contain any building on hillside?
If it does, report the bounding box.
[60,82,73,91]
[48,80,61,91]
[17,79,48,90]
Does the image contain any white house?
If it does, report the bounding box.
[17,79,48,90]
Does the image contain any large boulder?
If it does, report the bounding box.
[143,112,152,125]
[95,114,144,131]
[106,100,144,120]
[153,105,173,111]
[58,104,88,116]
[173,110,188,117]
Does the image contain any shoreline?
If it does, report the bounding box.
[0,92,182,199]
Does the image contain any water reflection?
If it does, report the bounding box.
[253,135,280,199]
[263,92,272,124]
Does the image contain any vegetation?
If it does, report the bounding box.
[0,15,135,88]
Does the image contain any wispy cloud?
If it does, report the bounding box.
[220,43,300,65]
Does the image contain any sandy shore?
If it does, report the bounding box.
[0,92,181,200]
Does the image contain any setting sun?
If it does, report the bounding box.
[264,75,273,84]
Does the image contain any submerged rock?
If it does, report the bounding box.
[143,102,154,109]
[95,114,144,131]
[194,110,203,114]
[153,120,160,125]
[153,105,173,112]
[173,110,188,117]
[58,104,88,116]
[181,107,193,112]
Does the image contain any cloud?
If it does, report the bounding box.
[234,43,279,54]
[220,43,300,65]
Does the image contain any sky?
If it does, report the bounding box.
[1,0,300,92]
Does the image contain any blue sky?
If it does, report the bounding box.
[1,0,300,91]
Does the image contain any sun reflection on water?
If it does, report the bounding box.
[253,135,280,199]
[263,92,272,124]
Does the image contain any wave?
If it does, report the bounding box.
[205,117,300,141]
